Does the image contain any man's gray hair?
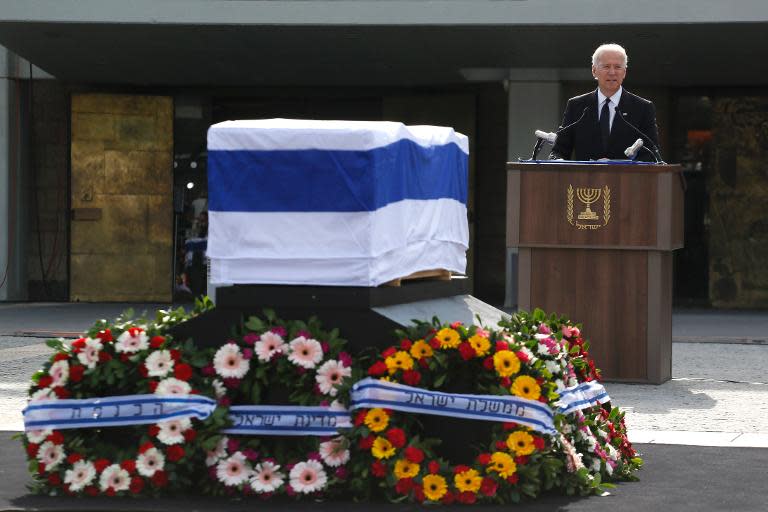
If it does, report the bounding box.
[592,43,628,67]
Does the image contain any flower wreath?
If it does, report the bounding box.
[198,310,357,499]
[21,302,221,497]
[346,310,642,505]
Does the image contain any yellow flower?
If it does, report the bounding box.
[385,351,414,374]
[436,328,461,349]
[487,452,517,478]
[454,468,482,493]
[410,340,433,360]
[493,351,521,377]
[506,431,536,456]
[422,474,448,501]
[364,408,389,432]
[371,436,396,459]
[511,375,541,401]
[468,334,491,357]
[393,459,420,479]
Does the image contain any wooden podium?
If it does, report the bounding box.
[507,162,684,384]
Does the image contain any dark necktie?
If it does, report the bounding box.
[600,98,611,153]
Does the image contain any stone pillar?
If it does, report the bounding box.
[504,69,564,309]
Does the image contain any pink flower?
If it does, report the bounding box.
[288,337,323,369]
[339,352,353,367]
[271,326,287,337]
[242,333,259,345]
[227,438,240,452]
[315,359,351,396]
[254,332,286,362]
[242,348,254,360]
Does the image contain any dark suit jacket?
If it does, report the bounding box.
[550,89,660,162]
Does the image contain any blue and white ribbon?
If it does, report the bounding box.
[22,394,217,431]
[223,405,352,436]
[556,381,610,415]
[351,378,556,435]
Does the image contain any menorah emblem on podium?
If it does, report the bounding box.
[576,188,601,220]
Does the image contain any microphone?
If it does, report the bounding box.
[624,138,643,159]
[528,130,558,160]
[614,109,665,163]
[548,106,590,159]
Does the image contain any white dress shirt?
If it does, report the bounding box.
[597,87,623,130]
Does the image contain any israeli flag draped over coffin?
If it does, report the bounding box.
[207,119,469,287]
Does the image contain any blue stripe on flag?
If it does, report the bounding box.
[208,139,468,212]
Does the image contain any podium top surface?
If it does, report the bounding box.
[509,160,682,173]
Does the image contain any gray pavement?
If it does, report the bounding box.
[1,303,767,446]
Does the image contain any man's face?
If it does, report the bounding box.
[592,50,627,96]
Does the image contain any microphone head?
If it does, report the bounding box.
[534,130,557,144]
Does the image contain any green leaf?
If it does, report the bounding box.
[244,316,265,332]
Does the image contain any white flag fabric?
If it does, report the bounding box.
[207,119,469,286]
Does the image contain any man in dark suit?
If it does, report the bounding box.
[551,43,660,161]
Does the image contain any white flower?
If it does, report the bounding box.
[518,346,537,364]
[250,461,285,493]
[36,440,65,471]
[49,360,69,387]
[29,388,57,402]
[212,379,226,398]
[534,333,552,341]
[26,428,52,444]
[144,350,175,378]
[589,458,601,473]
[64,460,96,492]
[254,331,286,362]
[206,436,229,466]
[537,343,552,356]
[315,360,351,396]
[115,327,149,353]
[319,437,350,467]
[156,418,191,445]
[287,337,323,369]
[216,451,251,487]
[544,359,562,375]
[213,343,250,378]
[77,337,103,369]
[155,377,191,396]
[136,447,166,477]
[99,464,130,492]
[289,459,327,494]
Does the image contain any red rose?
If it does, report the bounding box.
[26,443,39,457]
[386,428,406,449]
[441,490,456,504]
[515,350,530,363]
[354,410,367,426]
[47,473,62,486]
[150,336,165,349]
[120,354,131,363]
[37,375,53,389]
[514,455,529,465]
[477,453,491,465]
[414,486,426,503]
[453,465,471,475]
[495,440,507,451]
[174,363,193,381]
[96,329,113,342]
[395,477,414,495]
[482,357,494,370]
[98,351,112,362]
[71,338,87,351]
[358,435,375,450]
[84,486,99,496]
[139,442,154,454]
[66,453,83,464]
[129,476,144,494]
[121,460,136,474]
[371,461,387,478]
[53,352,69,362]
[457,491,476,504]
[506,474,519,484]
[166,445,185,462]
[404,446,424,463]
[458,342,475,361]
[480,477,498,496]
[69,365,85,382]
[37,463,46,474]
[148,381,158,392]
[402,370,421,386]
[46,431,64,445]
[367,361,387,376]
[183,429,197,442]
[533,436,545,450]
[400,339,413,351]
[381,347,397,358]
[138,364,149,378]
[170,350,181,361]
[53,386,71,399]
[105,488,116,497]
[450,321,463,329]
[495,340,509,352]
[502,422,519,431]
[93,459,110,473]
[428,460,440,474]
[151,470,168,487]
[148,425,160,437]
[428,337,441,349]
[538,395,549,403]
